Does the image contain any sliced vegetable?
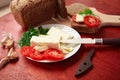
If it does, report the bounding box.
[30,50,45,60]
[20,46,64,61]
[20,46,45,60]
[84,15,101,28]
[44,48,64,60]
[72,14,77,22]
[20,46,34,57]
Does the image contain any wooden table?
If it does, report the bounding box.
[0,0,120,80]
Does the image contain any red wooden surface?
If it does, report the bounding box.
[0,0,120,80]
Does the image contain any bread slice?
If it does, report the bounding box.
[66,3,88,17]
[10,0,67,29]
[71,21,100,33]
[67,3,99,33]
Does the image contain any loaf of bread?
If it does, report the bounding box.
[10,0,67,29]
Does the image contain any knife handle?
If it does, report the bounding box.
[102,38,120,46]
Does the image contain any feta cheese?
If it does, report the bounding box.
[47,27,73,40]
[33,45,48,52]
[60,44,74,54]
[30,35,61,50]
[30,27,75,54]
[76,14,85,22]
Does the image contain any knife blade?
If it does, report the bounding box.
[60,38,96,44]
[75,49,95,77]
[60,38,120,45]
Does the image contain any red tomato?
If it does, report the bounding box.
[44,48,64,60]
[21,46,45,60]
[84,15,101,28]
[30,51,45,60]
[20,46,34,57]
[72,14,77,22]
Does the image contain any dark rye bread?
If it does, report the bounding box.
[71,21,100,33]
[10,0,67,29]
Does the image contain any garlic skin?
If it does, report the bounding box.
[7,48,18,60]
[0,32,19,70]
[0,32,14,49]
[0,57,10,69]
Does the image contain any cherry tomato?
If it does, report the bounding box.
[84,15,101,28]
[20,46,34,57]
[30,51,45,60]
[44,48,64,60]
[72,14,77,22]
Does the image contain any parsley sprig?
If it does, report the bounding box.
[18,26,49,47]
[79,8,94,15]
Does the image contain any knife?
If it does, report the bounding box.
[75,49,95,77]
[60,38,120,45]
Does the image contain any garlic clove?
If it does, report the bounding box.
[7,48,19,60]
[0,57,10,69]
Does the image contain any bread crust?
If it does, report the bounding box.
[71,21,100,33]
[57,0,67,18]
[10,0,67,29]
[66,3,88,17]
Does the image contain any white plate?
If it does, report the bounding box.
[27,24,81,63]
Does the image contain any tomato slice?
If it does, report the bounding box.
[20,46,34,57]
[84,15,101,28]
[44,48,64,60]
[21,46,64,61]
[30,51,45,60]
[72,14,77,22]
[21,46,45,60]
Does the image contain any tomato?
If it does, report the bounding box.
[21,46,45,60]
[30,51,45,60]
[20,46,34,57]
[84,15,101,28]
[72,14,77,22]
[21,46,64,61]
[44,48,64,60]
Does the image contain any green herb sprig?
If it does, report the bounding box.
[79,8,94,15]
[38,26,49,35]
[18,26,49,47]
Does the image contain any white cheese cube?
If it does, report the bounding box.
[76,14,85,22]
[33,45,48,52]
[47,27,73,40]
[30,35,61,49]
